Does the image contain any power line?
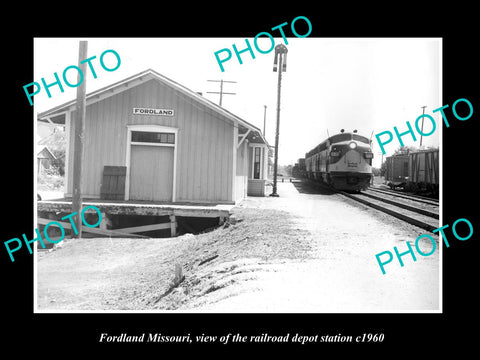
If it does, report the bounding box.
[206,79,236,106]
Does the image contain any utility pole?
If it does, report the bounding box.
[270,44,288,197]
[207,79,236,106]
[420,105,427,147]
[72,40,88,238]
[263,105,267,136]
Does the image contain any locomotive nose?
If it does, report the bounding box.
[346,149,360,167]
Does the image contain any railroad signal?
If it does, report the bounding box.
[270,44,288,197]
[273,44,288,72]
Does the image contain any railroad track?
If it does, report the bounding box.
[338,188,440,232]
[368,186,439,205]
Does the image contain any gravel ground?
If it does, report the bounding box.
[182,181,440,312]
[36,181,440,312]
[36,201,312,311]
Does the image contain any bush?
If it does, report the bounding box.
[38,168,64,191]
[51,149,65,176]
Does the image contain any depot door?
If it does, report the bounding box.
[129,144,174,202]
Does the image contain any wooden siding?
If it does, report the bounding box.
[247,179,266,196]
[67,79,235,203]
[235,140,248,202]
[129,145,174,201]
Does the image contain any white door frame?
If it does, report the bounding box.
[125,124,178,201]
[249,143,268,180]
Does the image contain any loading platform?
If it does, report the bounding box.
[37,199,234,239]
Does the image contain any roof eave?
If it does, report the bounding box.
[37,69,265,141]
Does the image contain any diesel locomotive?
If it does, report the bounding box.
[304,130,374,191]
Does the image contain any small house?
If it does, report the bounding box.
[37,69,269,204]
[37,146,57,174]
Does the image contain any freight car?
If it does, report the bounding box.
[292,158,306,178]
[385,149,439,196]
[407,149,439,195]
[304,130,373,191]
[384,155,409,189]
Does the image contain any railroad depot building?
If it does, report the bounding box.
[37,69,270,205]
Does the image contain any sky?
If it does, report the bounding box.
[34,37,441,168]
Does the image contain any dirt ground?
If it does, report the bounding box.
[36,180,440,312]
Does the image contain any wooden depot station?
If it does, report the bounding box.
[37,69,271,238]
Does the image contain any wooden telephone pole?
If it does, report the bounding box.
[71,41,88,238]
[419,105,427,147]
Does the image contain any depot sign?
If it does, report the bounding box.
[133,107,175,116]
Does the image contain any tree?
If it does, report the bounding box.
[380,161,387,176]
[372,167,381,176]
[51,149,65,176]
[393,145,418,155]
[284,165,293,176]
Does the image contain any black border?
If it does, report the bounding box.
[4,6,479,355]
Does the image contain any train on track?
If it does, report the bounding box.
[293,130,374,191]
[291,130,439,196]
[384,148,439,196]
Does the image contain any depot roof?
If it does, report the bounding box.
[37,68,268,145]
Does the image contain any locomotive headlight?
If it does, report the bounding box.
[364,152,374,159]
[349,141,357,149]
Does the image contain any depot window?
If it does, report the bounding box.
[131,131,175,144]
[254,147,261,179]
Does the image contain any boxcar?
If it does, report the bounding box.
[385,155,409,189]
[384,149,439,196]
[407,149,439,194]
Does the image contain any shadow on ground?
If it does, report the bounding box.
[291,179,336,195]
